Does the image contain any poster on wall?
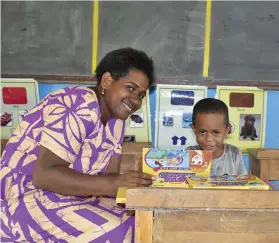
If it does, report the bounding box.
[1,79,39,139]
[155,84,207,148]
[1,112,13,127]
[18,110,29,123]
[217,86,265,151]
[239,114,261,141]
[129,113,144,128]
[124,90,151,143]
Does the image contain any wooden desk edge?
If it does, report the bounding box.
[126,188,279,211]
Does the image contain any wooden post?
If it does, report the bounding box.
[135,210,153,243]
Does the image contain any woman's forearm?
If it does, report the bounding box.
[33,166,119,197]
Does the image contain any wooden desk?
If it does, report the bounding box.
[248,149,279,180]
[126,188,279,243]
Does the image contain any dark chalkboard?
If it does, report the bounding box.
[97,1,206,80]
[209,1,279,81]
[2,1,279,84]
[1,1,93,75]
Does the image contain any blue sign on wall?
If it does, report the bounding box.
[171,90,194,106]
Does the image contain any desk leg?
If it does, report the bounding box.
[135,210,153,243]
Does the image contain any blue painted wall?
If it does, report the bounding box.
[39,84,279,172]
[264,91,279,148]
[39,83,88,100]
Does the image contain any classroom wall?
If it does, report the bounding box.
[39,84,279,172]
[3,1,279,82]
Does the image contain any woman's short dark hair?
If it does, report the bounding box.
[192,98,229,126]
[95,47,155,87]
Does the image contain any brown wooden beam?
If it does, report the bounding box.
[1,74,98,85]
[2,74,279,90]
[156,78,279,90]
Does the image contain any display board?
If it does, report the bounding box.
[217,86,266,151]
[1,79,40,139]
[155,84,207,148]
[98,1,205,79]
[1,1,93,75]
[124,91,151,143]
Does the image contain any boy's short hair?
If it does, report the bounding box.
[192,98,229,126]
[95,47,155,87]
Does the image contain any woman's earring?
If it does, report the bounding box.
[101,88,105,95]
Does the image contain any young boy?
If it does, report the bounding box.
[187,98,247,176]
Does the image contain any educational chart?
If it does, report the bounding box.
[1,79,39,139]
[217,86,265,151]
[124,90,151,142]
[155,84,207,148]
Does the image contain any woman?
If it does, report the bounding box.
[0,48,155,242]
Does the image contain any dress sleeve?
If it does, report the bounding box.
[110,119,126,157]
[40,90,99,163]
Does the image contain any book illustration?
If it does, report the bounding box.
[191,151,203,165]
[145,148,188,171]
[142,148,212,188]
[188,150,212,173]
[187,175,270,190]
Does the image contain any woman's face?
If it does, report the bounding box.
[103,69,149,120]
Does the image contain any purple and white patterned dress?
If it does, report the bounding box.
[0,86,134,243]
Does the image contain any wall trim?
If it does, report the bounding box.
[2,74,279,90]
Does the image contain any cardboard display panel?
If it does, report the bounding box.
[155,84,207,148]
[217,86,265,151]
[124,90,151,143]
[1,79,39,139]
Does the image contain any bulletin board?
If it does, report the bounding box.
[217,86,266,152]
[124,90,151,143]
[155,84,207,148]
[1,79,40,139]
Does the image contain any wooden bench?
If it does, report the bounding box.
[126,188,279,243]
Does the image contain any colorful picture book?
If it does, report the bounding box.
[142,148,213,188]
[187,174,270,190]
[116,187,127,204]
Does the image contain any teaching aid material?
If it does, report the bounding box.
[116,148,213,203]
[124,90,151,143]
[217,86,265,152]
[155,84,207,148]
[187,174,270,190]
[1,79,39,139]
[142,148,212,188]
[116,187,127,204]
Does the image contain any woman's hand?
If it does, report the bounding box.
[115,170,155,190]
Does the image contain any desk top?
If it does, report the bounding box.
[126,188,279,211]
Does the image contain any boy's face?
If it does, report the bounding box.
[191,113,230,159]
